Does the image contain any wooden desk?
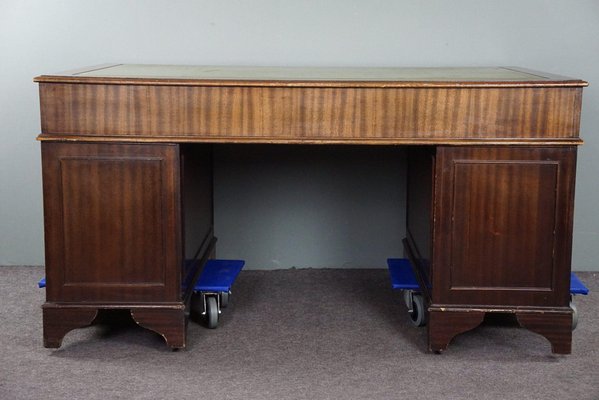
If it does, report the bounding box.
[35,65,587,353]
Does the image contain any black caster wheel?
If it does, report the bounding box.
[190,292,202,316]
[206,296,219,329]
[571,301,578,331]
[403,290,413,308]
[220,291,230,308]
[409,293,427,327]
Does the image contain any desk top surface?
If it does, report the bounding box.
[35,64,587,88]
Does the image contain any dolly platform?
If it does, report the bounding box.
[190,259,245,329]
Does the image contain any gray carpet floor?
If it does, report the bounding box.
[1,266,598,400]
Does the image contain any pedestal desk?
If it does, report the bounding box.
[34,65,587,353]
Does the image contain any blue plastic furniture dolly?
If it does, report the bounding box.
[387,258,589,330]
[387,258,428,327]
[191,259,245,329]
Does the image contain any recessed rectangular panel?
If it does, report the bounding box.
[60,157,165,285]
[450,161,558,289]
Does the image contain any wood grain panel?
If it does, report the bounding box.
[60,157,164,285]
[449,160,558,289]
[432,146,576,307]
[406,147,435,264]
[42,306,98,348]
[42,142,183,303]
[39,83,583,143]
[131,307,186,349]
[181,145,214,261]
[516,311,572,354]
[428,309,485,353]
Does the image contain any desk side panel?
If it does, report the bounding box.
[41,142,183,303]
[181,144,214,260]
[406,147,434,270]
[39,83,582,143]
[432,146,576,307]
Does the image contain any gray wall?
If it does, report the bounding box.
[1,0,598,270]
[213,145,405,268]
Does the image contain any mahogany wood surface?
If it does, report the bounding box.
[516,311,573,354]
[41,142,188,348]
[42,306,99,348]
[410,146,577,353]
[432,146,576,307]
[41,142,183,303]
[130,307,187,349]
[406,147,434,269]
[37,83,583,144]
[428,309,486,353]
[34,65,585,353]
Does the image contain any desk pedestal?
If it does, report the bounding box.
[40,142,213,349]
[407,146,576,353]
